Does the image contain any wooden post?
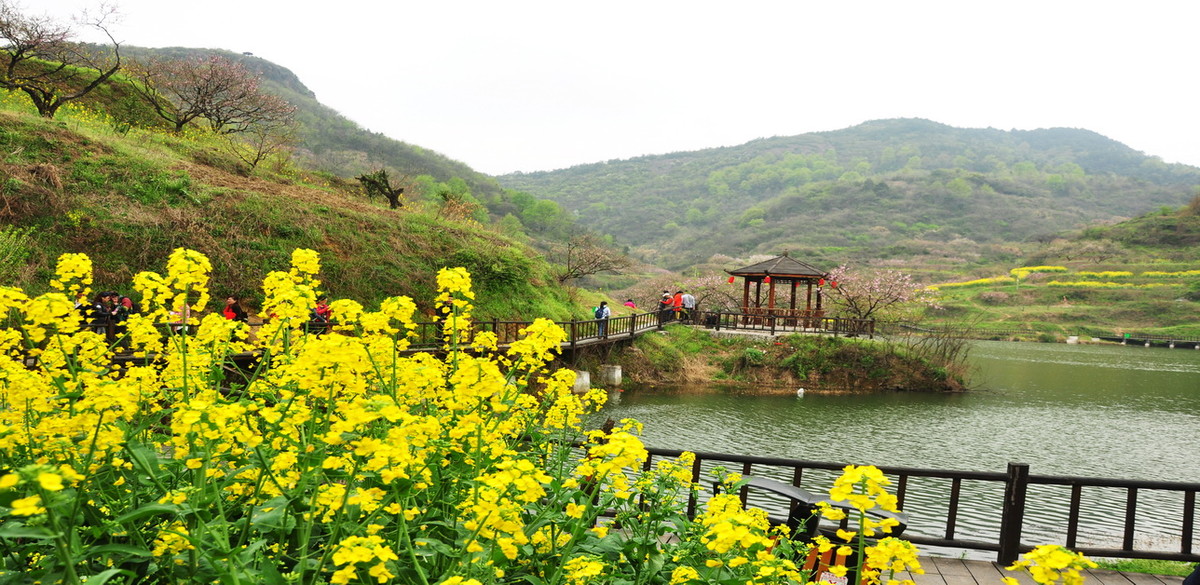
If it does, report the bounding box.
[998,462,1029,564]
[742,278,751,313]
[767,277,777,314]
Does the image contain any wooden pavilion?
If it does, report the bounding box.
[726,254,830,326]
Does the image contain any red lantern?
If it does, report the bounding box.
[818,278,825,287]
[831,281,838,288]
[727,276,735,284]
[763,276,772,284]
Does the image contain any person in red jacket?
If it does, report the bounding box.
[672,291,684,320]
[223,296,249,322]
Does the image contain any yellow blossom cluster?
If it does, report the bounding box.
[928,276,1015,290]
[1141,269,1200,278]
[1003,544,1097,585]
[0,247,954,585]
[1010,266,1068,278]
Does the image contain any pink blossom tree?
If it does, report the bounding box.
[825,265,939,321]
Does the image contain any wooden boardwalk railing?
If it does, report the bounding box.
[638,446,1200,565]
[66,309,874,354]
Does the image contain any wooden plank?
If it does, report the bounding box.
[997,563,1040,585]
[1083,568,1135,585]
[964,560,1008,584]
[903,569,947,585]
[1120,571,1184,585]
[928,557,973,577]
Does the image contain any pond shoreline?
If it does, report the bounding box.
[590,325,967,393]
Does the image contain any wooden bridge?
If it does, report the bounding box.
[373,310,875,353]
[639,446,1200,572]
[79,309,876,356]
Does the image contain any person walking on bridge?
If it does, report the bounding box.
[594,301,611,337]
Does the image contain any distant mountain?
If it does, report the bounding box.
[498,119,1200,270]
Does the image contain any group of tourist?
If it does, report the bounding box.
[656,290,696,324]
[590,290,698,337]
[75,291,138,335]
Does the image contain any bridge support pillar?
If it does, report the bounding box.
[598,365,622,387]
[572,370,591,394]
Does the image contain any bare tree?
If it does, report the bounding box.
[129,54,295,135]
[554,233,632,285]
[0,0,122,118]
[224,115,299,171]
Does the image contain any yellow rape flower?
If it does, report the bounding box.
[9,495,45,516]
[36,472,63,491]
[49,253,92,300]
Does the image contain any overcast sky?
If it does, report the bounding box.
[37,0,1200,176]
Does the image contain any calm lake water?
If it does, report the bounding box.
[595,340,1200,554]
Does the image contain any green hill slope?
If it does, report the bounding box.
[918,201,1200,338]
[116,46,506,200]
[0,108,571,320]
[499,118,1200,270]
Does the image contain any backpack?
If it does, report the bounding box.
[594,306,605,319]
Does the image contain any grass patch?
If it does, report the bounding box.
[1093,558,1196,577]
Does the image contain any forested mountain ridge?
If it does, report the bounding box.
[499,119,1200,270]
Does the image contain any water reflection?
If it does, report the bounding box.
[599,342,1200,481]
[595,341,1200,557]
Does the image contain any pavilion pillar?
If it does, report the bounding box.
[789,281,798,313]
[767,278,777,312]
[806,282,813,311]
[741,278,750,313]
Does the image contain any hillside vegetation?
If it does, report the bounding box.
[0,99,575,320]
[918,203,1200,339]
[500,119,1200,271]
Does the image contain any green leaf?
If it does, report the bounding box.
[87,544,153,558]
[250,498,295,532]
[410,536,456,557]
[82,569,136,585]
[254,559,287,585]
[114,503,179,524]
[126,442,163,480]
[0,522,58,539]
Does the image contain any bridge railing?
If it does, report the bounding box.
[47,308,869,357]
[700,311,875,338]
[639,446,1199,564]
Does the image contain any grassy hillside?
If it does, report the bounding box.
[0,102,575,320]
[500,118,1200,271]
[919,206,1200,338]
[113,46,507,200]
